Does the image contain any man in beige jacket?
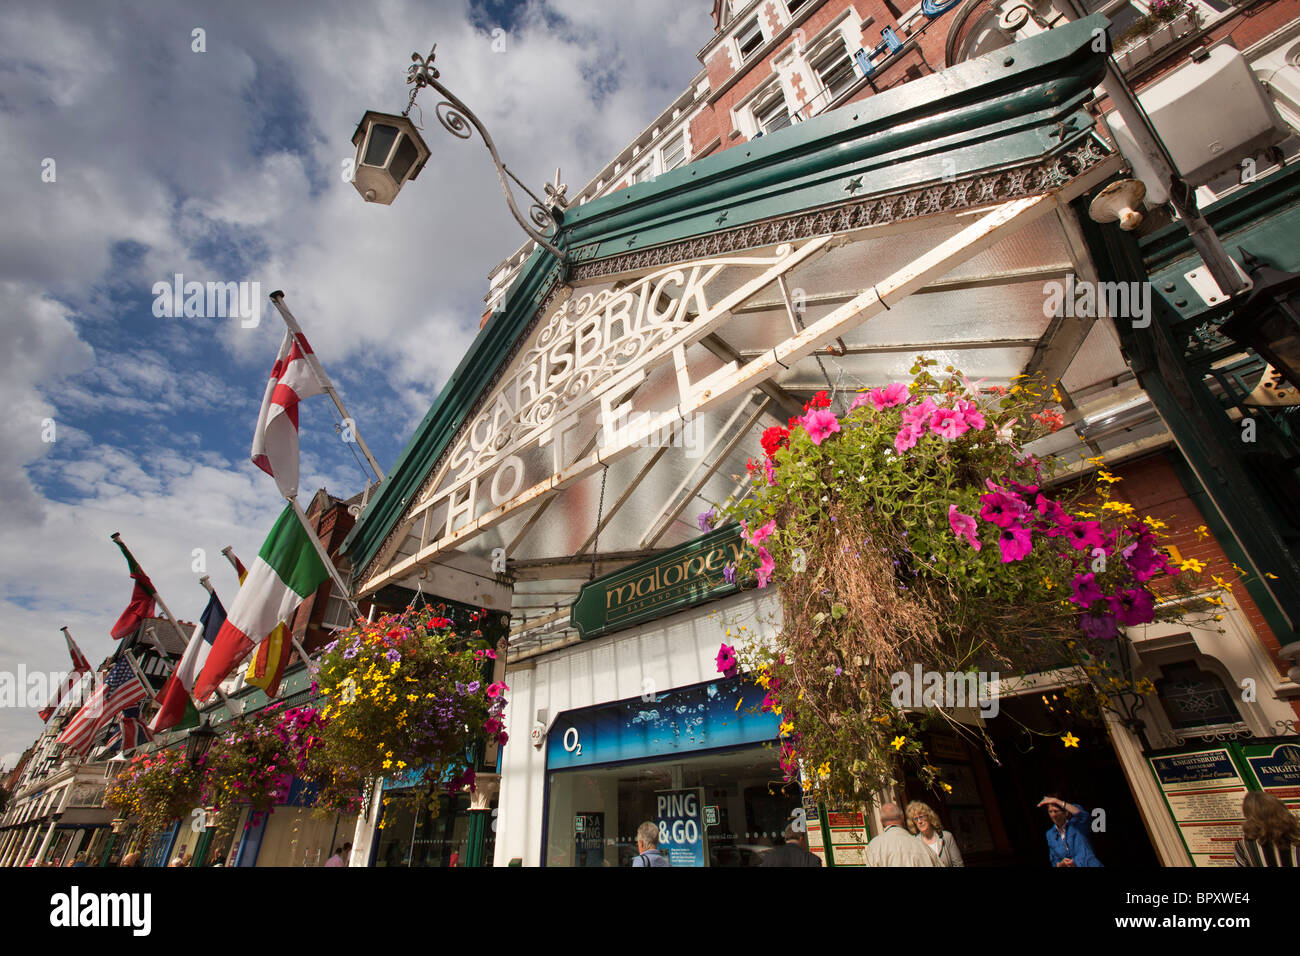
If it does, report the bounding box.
[864,803,942,867]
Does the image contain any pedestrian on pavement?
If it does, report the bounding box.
[761,822,823,867]
[1234,791,1300,867]
[630,821,671,867]
[324,846,345,867]
[864,802,941,866]
[906,800,964,867]
[1039,793,1102,867]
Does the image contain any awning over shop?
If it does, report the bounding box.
[342,14,1157,655]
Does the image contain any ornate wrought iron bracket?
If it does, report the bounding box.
[406,45,567,263]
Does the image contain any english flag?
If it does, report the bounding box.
[148,589,226,733]
[192,505,328,701]
[251,330,326,498]
[56,658,149,756]
[38,629,92,722]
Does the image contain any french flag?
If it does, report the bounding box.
[250,330,326,499]
[148,590,226,733]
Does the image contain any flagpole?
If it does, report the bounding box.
[46,627,85,718]
[268,291,386,483]
[220,547,243,581]
[287,495,361,618]
[198,577,244,719]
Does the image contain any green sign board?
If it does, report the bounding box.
[570,524,744,640]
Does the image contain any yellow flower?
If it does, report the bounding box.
[1211,574,1233,591]
[817,761,831,777]
[771,704,782,716]
[1205,596,1223,606]
[891,735,907,750]
[1194,525,1210,540]
[1043,576,1055,589]
[1102,501,1134,515]
[1265,572,1279,579]
[1085,455,1105,466]
[1074,510,1095,518]
[1061,732,1080,748]
[1143,517,1167,531]
[396,761,407,769]
[779,721,794,736]
[382,759,392,769]
[1179,558,1206,573]
[941,782,953,794]
[1096,470,1121,484]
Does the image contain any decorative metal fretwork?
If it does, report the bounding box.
[568,136,1112,282]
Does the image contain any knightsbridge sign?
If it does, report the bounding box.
[570,525,744,640]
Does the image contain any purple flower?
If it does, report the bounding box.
[1124,543,1169,583]
[1079,611,1118,640]
[997,524,1033,562]
[948,505,981,551]
[384,649,401,663]
[342,645,359,659]
[697,507,716,532]
[723,564,737,585]
[716,644,738,678]
[1061,520,1106,552]
[980,491,1028,529]
[1108,588,1156,626]
[1069,572,1104,607]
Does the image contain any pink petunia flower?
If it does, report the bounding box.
[997,524,1033,562]
[894,424,921,454]
[716,643,738,678]
[929,407,970,440]
[1108,588,1156,626]
[756,546,776,588]
[800,409,841,446]
[901,398,937,428]
[948,505,981,551]
[980,491,1028,528]
[956,399,987,431]
[743,519,776,547]
[1069,572,1104,607]
[868,382,910,411]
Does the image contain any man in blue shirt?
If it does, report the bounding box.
[1038,794,1103,867]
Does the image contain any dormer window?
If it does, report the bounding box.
[737,17,764,61]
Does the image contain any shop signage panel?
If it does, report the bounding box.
[570,525,743,640]
[654,788,707,867]
[1148,747,1249,867]
[547,677,779,770]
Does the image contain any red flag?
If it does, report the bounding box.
[250,331,326,499]
[110,537,158,640]
[38,629,92,722]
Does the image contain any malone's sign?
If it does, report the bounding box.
[570,524,743,639]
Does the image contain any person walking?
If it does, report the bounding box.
[630,821,671,867]
[324,846,345,867]
[1233,791,1300,867]
[864,802,941,866]
[906,800,964,867]
[1038,794,1102,867]
[761,822,823,867]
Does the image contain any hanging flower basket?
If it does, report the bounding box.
[104,748,202,839]
[313,605,508,814]
[709,358,1220,799]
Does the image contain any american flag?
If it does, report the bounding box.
[56,658,149,756]
[101,706,154,754]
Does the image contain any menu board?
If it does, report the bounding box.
[825,809,869,867]
[1149,748,1249,867]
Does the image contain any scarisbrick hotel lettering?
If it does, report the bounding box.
[571,525,744,640]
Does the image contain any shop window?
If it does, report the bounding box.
[737,17,764,61]
[1155,661,1244,730]
[545,745,803,867]
[812,38,858,102]
[373,792,494,867]
[661,132,686,172]
[755,92,792,135]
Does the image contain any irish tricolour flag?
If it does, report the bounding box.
[192,505,328,700]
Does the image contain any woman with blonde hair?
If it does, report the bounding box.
[905,800,964,867]
[1234,791,1300,867]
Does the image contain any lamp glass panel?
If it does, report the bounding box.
[363,124,400,167]
[388,135,419,183]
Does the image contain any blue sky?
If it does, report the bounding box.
[0,0,714,769]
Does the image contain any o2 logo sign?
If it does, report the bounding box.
[563,726,582,756]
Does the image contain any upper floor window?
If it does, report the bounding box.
[787,0,811,13]
[755,92,792,134]
[633,163,654,184]
[1155,661,1244,730]
[812,38,858,101]
[737,17,764,61]
[661,133,686,172]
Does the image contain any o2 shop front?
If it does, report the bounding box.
[495,528,806,866]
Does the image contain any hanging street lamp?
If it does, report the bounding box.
[185,718,217,770]
[350,44,569,262]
